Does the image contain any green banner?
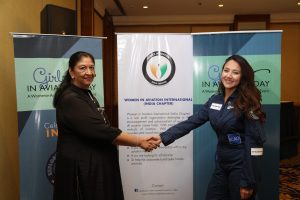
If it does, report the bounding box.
[15,58,103,111]
[193,55,280,104]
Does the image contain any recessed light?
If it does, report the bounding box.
[143,5,148,9]
[298,2,300,6]
[218,4,224,8]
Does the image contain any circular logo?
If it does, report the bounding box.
[142,51,176,85]
[45,152,56,185]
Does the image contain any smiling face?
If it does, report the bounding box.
[221,59,242,92]
[69,56,95,89]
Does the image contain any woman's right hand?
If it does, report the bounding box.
[139,135,161,152]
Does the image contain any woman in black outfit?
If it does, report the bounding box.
[53,51,159,200]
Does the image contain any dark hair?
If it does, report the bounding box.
[218,55,266,122]
[53,51,95,107]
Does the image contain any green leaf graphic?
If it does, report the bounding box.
[160,64,168,78]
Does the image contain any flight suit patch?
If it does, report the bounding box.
[210,103,222,111]
[227,133,242,145]
[251,148,263,156]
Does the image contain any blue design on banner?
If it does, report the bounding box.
[62,37,102,59]
[19,110,57,200]
[193,34,254,56]
[193,32,281,56]
[18,111,32,135]
[236,33,281,55]
[207,65,221,81]
[13,35,102,59]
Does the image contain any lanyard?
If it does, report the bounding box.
[87,91,109,125]
[87,91,96,104]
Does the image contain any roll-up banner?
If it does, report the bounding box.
[192,31,281,200]
[12,33,104,200]
[118,34,194,200]
[118,31,281,200]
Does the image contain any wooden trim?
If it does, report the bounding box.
[104,9,114,25]
[93,8,103,36]
[94,8,104,20]
[233,14,270,31]
[103,11,118,126]
[75,0,80,35]
[113,0,126,16]
[81,0,94,35]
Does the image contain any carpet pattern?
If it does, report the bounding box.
[280,142,300,200]
[280,164,300,200]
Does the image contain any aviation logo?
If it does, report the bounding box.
[142,51,176,85]
[46,152,56,185]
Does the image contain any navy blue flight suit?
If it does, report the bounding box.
[160,91,266,200]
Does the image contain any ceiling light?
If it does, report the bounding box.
[298,2,300,6]
[218,4,224,8]
[143,5,148,9]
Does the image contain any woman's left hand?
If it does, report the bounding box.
[139,135,161,152]
[240,187,253,199]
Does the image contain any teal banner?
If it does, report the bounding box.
[12,34,104,200]
[192,31,281,200]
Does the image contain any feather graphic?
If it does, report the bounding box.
[160,64,168,78]
[150,64,158,78]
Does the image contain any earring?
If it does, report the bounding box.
[71,76,75,79]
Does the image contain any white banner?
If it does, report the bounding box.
[118,34,193,200]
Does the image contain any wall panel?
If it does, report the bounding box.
[0,1,76,199]
[270,23,300,104]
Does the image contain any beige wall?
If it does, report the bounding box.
[45,0,75,9]
[270,22,300,132]
[115,24,231,33]
[270,23,300,105]
[0,1,75,199]
[115,24,192,33]
[191,24,230,32]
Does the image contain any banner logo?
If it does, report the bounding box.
[45,152,56,185]
[208,65,221,81]
[142,51,176,85]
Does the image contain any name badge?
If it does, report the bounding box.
[210,103,222,111]
[227,133,242,145]
[251,148,263,156]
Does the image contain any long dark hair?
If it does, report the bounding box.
[53,51,95,107]
[218,55,266,122]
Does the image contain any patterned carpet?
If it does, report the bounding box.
[280,143,300,200]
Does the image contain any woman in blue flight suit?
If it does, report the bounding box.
[159,55,266,200]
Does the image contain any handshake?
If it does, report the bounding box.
[138,134,162,152]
